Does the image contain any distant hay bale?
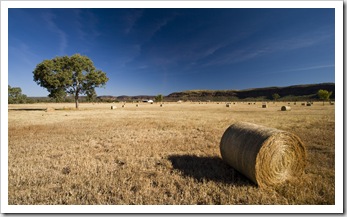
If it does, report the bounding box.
[122,104,125,108]
[226,104,230,107]
[301,102,306,106]
[111,105,116,110]
[262,104,268,108]
[220,122,306,187]
[45,107,55,112]
[281,106,291,111]
[330,101,334,105]
[294,102,296,105]
[306,102,312,106]
[160,104,163,107]
[136,104,139,107]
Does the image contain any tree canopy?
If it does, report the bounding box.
[8,85,27,104]
[272,93,280,101]
[155,94,164,102]
[33,54,109,108]
[317,89,332,105]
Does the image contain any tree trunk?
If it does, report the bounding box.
[75,92,79,109]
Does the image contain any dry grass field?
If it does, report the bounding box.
[8,101,335,205]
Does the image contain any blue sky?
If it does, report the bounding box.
[8,8,335,97]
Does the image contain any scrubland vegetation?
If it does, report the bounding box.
[8,102,335,205]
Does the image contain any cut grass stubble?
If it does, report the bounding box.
[8,102,335,205]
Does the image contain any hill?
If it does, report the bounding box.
[165,83,335,102]
[27,83,335,103]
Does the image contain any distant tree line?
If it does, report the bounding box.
[8,85,30,104]
[8,85,334,104]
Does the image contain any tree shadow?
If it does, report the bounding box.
[8,108,47,111]
[168,154,255,187]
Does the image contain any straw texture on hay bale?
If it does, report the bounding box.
[45,107,55,112]
[220,122,306,187]
[281,106,291,111]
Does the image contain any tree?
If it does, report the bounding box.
[33,54,108,108]
[86,88,97,102]
[48,88,67,102]
[8,85,27,104]
[155,94,163,103]
[272,93,280,101]
[317,89,332,105]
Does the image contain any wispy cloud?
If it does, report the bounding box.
[277,64,335,73]
[41,11,67,54]
[9,39,40,66]
[199,28,333,68]
[123,9,144,35]
[73,9,101,45]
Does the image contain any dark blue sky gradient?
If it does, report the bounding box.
[8,8,335,96]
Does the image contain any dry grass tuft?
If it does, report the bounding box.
[45,107,55,112]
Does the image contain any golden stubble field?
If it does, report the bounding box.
[8,101,335,205]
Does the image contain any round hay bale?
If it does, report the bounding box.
[122,104,125,108]
[111,105,116,110]
[136,104,139,107]
[220,122,306,187]
[281,106,291,111]
[45,107,55,112]
[330,101,334,105]
[306,103,311,106]
[301,102,306,106]
[262,104,268,108]
[226,104,230,107]
[160,104,163,107]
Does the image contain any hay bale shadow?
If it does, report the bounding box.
[168,154,254,187]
